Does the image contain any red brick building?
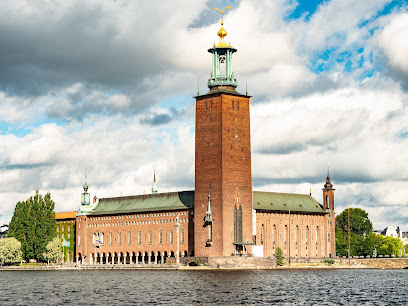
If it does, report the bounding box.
[74,20,335,265]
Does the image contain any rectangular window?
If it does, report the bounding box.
[138,231,141,245]
[110,232,112,245]
[118,232,121,245]
[181,229,184,244]
[149,231,152,245]
[159,231,162,244]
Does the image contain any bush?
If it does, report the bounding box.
[275,247,284,266]
[324,259,335,265]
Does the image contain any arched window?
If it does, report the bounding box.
[118,232,122,245]
[128,231,131,245]
[181,229,184,244]
[138,231,141,245]
[170,230,173,244]
[159,230,162,244]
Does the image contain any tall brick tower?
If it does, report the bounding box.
[194,18,253,257]
[322,166,336,257]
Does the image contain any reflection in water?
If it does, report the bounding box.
[0,269,407,305]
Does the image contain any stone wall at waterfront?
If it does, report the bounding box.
[356,258,408,269]
[167,256,277,268]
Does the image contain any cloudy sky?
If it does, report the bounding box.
[1,0,407,230]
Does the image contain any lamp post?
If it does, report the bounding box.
[175,215,180,266]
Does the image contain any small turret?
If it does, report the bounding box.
[81,168,90,206]
[152,168,158,194]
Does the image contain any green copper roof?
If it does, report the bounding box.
[253,191,327,214]
[89,191,194,215]
[86,190,326,216]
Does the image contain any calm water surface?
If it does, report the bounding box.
[1,269,407,305]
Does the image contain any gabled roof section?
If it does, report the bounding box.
[55,211,78,220]
[253,191,327,214]
[89,191,194,215]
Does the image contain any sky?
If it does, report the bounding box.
[1,0,408,231]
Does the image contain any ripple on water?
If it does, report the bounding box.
[1,269,408,305]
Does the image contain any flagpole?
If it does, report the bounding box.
[348,206,351,267]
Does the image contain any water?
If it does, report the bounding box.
[0,269,407,305]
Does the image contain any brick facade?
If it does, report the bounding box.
[75,209,194,264]
[194,87,253,257]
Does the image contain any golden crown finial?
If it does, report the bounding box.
[213,6,232,48]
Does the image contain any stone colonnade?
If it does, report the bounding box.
[76,250,189,265]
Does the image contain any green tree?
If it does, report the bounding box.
[275,247,284,266]
[43,237,63,264]
[335,208,374,257]
[8,191,56,262]
[0,237,23,265]
[374,234,404,257]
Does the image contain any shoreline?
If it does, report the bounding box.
[0,263,400,271]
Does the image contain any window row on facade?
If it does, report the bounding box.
[78,210,192,223]
[78,228,186,247]
[86,218,190,228]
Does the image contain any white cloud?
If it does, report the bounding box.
[378,13,408,74]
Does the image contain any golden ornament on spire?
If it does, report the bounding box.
[213,6,232,48]
[217,21,228,47]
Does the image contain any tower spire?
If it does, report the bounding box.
[81,163,90,207]
[152,168,158,194]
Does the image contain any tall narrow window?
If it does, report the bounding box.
[128,231,131,245]
[306,226,309,257]
[93,233,96,245]
[326,195,329,209]
[78,234,81,247]
[149,231,152,244]
[181,229,184,244]
[170,230,173,244]
[118,232,121,245]
[138,231,141,245]
[238,205,243,243]
[295,226,298,247]
[110,232,112,245]
[261,224,264,245]
[328,232,330,243]
[159,230,162,244]
[233,206,237,243]
[100,233,104,244]
[284,225,287,249]
[233,205,243,243]
[272,225,276,248]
